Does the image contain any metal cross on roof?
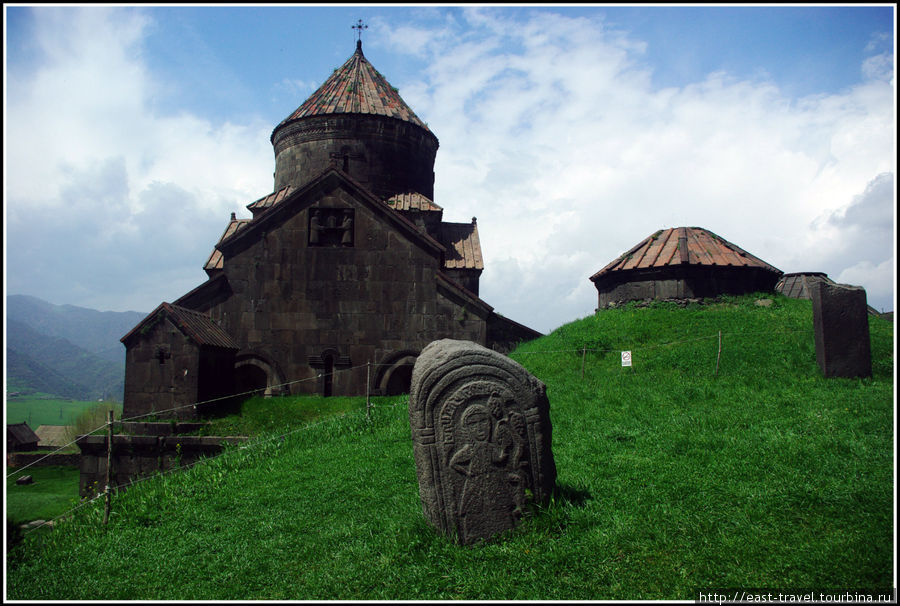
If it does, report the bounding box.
[352,19,368,41]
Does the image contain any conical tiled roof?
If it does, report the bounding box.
[591,227,781,281]
[275,41,430,131]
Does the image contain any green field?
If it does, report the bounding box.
[6,295,894,600]
[5,466,81,527]
[5,397,120,428]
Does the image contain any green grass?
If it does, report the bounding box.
[5,294,893,600]
[197,394,372,435]
[5,466,81,526]
[5,397,121,428]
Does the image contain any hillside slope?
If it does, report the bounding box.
[5,295,146,401]
[6,294,894,600]
[6,319,125,401]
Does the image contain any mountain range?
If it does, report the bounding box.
[6,295,148,401]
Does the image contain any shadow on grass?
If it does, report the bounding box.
[552,481,591,507]
[523,481,592,539]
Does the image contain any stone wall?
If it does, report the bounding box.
[76,434,247,497]
[596,266,782,308]
[272,114,439,200]
[122,316,205,420]
[6,452,81,468]
[196,179,487,396]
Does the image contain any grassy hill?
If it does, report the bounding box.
[6,294,893,600]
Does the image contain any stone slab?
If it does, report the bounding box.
[810,281,872,378]
[409,339,556,545]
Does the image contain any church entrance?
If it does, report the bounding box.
[234,363,268,400]
[376,351,418,396]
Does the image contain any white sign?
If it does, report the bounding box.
[621,351,632,367]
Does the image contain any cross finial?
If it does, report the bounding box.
[352,19,368,42]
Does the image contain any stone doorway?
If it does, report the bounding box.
[376,351,418,396]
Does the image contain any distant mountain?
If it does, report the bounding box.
[6,295,148,401]
[6,348,91,400]
[6,295,146,364]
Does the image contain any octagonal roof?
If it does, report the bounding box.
[274,41,431,133]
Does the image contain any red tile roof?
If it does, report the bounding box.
[121,303,238,350]
[159,304,238,349]
[439,220,484,270]
[204,213,252,272]
[591,227,781,281]
[246,186,295,214]
[275,42,431,131]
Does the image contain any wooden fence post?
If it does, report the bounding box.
[103,409,113,525]
[581,346,587,379]
[715,331,722,377]
[366,361,372,421]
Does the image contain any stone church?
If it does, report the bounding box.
[120,39,541,419]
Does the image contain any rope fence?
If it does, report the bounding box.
[8,326,821,535]
[16,390,411,536]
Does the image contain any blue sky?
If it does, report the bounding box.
[3,4,896,333]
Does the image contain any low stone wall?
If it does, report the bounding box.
[116,421,209,436]
[76,434,247,497]
[6,452,81,468]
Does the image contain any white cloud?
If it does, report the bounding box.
[384,9,896,331]
[5,7,895,330]
[5,7,273,311]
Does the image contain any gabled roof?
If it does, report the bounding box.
[216,166,446,261]
[7,423,39,445]
[204,213,252,272]
[386,192,443,213]
[274,41,431,133]
[35,425,71,448]
[776,272,882,316]
[591,226,782,282]
[776,272,832,299]
[439,220,484,271]
[121,303,238,350]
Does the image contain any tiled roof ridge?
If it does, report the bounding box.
[275,43,430,131]
[121,302,238,350]
[161,303,239,350]
[591,226,782,280]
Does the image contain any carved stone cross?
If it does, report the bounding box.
[409,339,557,545]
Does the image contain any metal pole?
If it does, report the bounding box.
[581,346,587,379]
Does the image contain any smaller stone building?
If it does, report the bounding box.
[121,303,241,419]
[590,226,783,308]
[777,272,883,316]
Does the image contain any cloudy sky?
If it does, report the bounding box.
[4,5,895,333]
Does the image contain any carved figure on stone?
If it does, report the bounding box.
[310,210,324,245]
[409,339,556,545]
[340,210,353,246]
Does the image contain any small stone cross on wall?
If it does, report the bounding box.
[155,347,171,365]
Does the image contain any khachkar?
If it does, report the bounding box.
[409,339,557,545]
